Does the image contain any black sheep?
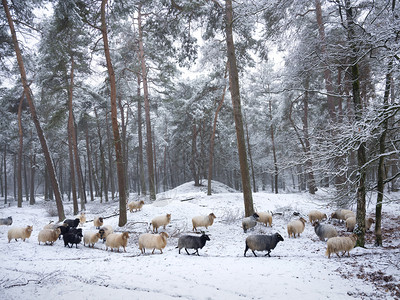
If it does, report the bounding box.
[244,233,284,257]
[63,218,80,228]
[57,224,70,240]
[177,232,210,256]
[63,232,82,248]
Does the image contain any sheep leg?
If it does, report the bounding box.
[185,248,190,255]
[152,249,155,254]
[251,250,258,257]
[335,252,340,258]
[264,250,271,257]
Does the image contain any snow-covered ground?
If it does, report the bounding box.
[1,181,399,299]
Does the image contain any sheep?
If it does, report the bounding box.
[313,221,338,241]
[331,209,354,223]
[0,216,12,226]
[325,234,357,258]
[79,213,86,226]
[63,232,82,248]
[344,211,355,220]
[94,217,104,229]
[192,213,217,231]
[256,212,272,227]
[99,225,114,242]
[138,232,169,254]
[308,210,327,224]
[345,217,375,232]
[177,232,210,256]
[7,225,33,243]
[105,232,130,252]
[287,217,306,238]
[83,231,102,248]
[38,228,61,245]
[44,222,69,239]
[63,218,80,228]
[127,200,145,212]
[242,213,260,233]
[244,233,284,257]
[151,214,171,233]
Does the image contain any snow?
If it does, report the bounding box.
[1,181,399,299]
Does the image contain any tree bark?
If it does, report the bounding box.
[94,107,107,203]
[85,125,94,202]
[269,100,279,194]
[3,0,65,220]
[208,62,228,196]
[225,0,254,217]
[136,74,147,196]
[3,145,6,204]
[345,0,366,247]
[101,0,127,226]
[375,60,392,246]
[17,93,24,207]
[137,5,156,200]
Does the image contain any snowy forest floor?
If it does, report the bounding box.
[0,181,399,299]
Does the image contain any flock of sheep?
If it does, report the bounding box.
[1,199,374,258]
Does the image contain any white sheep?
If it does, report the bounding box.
[287,217,306,238]
[242,213,260,233]
[192,213,217,231]
[105,232,130,252]
[308,210,327,224]
[256,212,272,227]
[127,200,145,212]
[151,214,171,233]
[99,225,114,241]
[331,209,354,223]
[344,212,355,220]
[79,212,86,226]
[345,217,375,232]
[138,232,169,254]
[326,234,357,258]
[83,231,102,248]
[7,225,33,243]
[94,216,104,229]
[38,228,61,245]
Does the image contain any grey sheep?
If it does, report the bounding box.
[0,216,12,226]
[244,233,284,257]
[313,221,338,241]
[177,232,210,256]
[242,213,259,233]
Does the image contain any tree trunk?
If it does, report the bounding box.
[68,57,85,213]
[101,0,127,226]
[68,112,78,213]
[345,0,366,247]
[3,145,6,204]
[3,0,65,220]
[17,94,24,207]
[269,100,279,194]
[138,5,156,200]
[105,111,115,201]
[94,107,107,203]
[85,125,94,201]
[191,123,200,186]
[225,0,254,217]
[208,62,228,195]
[244,115,256,193]
[29,154,35,205]
[118,94,128,199]
[136,74,147,196]
[375,60,392,246]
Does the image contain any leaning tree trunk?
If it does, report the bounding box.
[225,0,254,217]
[3,0,65,220]
[345,0,366,247]
[101,0,127,226]
[138,5,156,200]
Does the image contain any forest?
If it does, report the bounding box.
[1,0,399,246]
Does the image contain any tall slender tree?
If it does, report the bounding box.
[2,0,65,221]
